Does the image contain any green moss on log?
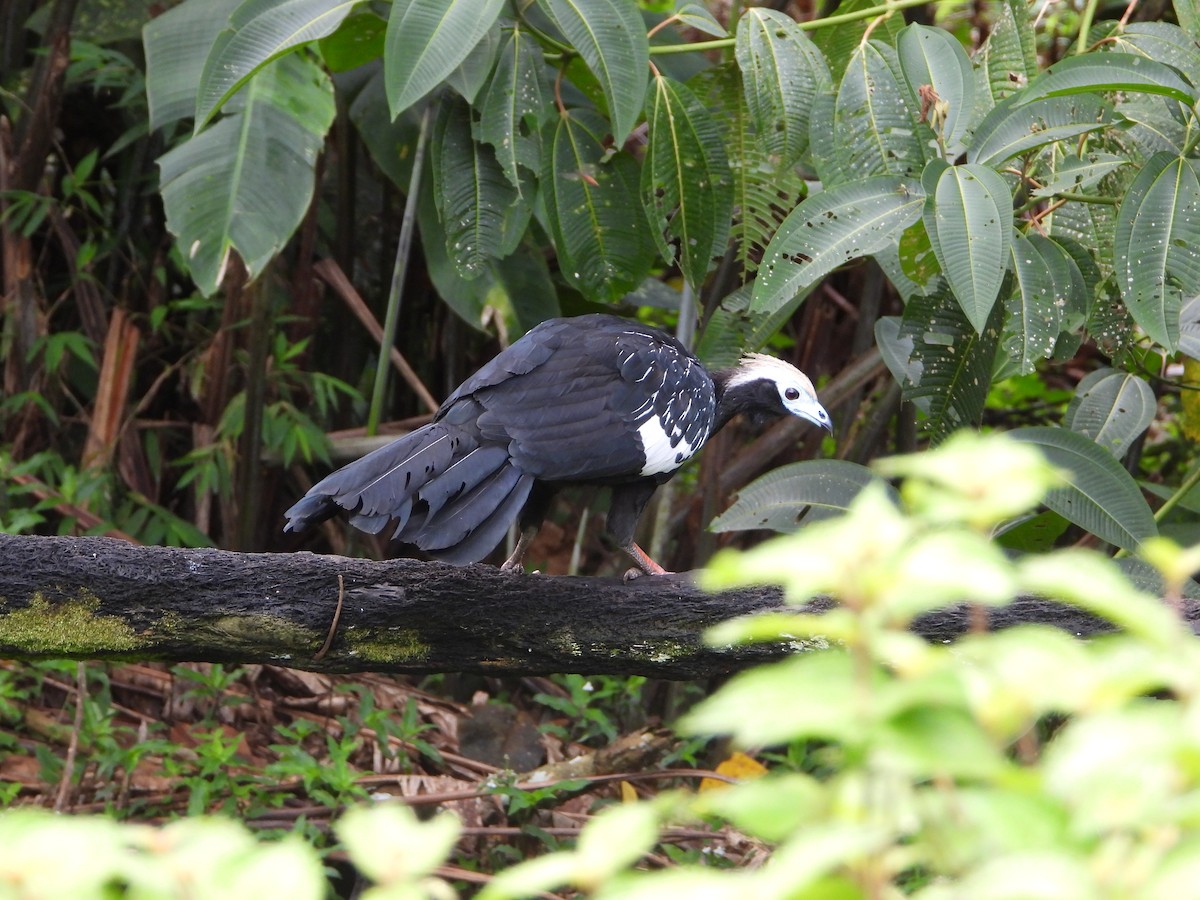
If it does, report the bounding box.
[344,627,430,663]
[0,592,144,653]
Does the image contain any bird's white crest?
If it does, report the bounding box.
[726,353,830,429]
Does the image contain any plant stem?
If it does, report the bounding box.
[1152,462,1200,525]
[1075,0,1101,54]
[367,102,433,438]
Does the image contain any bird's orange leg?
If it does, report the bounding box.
[622,541,669,580]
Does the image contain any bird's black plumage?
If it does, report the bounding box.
[284,314,829,574]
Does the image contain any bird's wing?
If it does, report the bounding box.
[464,323,716,482]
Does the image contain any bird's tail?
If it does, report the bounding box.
[284,424,533,565]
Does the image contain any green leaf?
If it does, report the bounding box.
[157,54,335,295]
[1109,21,1200,87]
[431,97,529,279]
[808,0,905,81]
[752,176,924,315]
[975,0,1037,107]
[641,75,732,291]
[969,95,1116,168]
[195,0,362,127]
[710,460,900,534]
[535,0,649,144]
[735,8,829,169]
[384,0,506,118]
[832,41,927,184]
[675,2,727,38]
[924,163,1013,333]
[1018,52,1199,107]
[1032,151,1129,199]
[479,25,549,192]
[542,109,653,303]
[897,23,975,152]
[1010,426,1157,551]
[1065,368,1156,458]
[888,286,1002,442]
[143,0,242,130]
[317,9,385,72]
[1114,152,1200,352]
[1004,231,1064,373]
[446,21,501,103]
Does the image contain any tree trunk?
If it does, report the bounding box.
[0,534,1187,678]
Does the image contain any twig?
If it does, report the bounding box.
[54,661,86,812]
[314,573,346,661]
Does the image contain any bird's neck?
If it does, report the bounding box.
[712,369,771,431]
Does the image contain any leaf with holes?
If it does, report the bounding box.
[384,0,505,118]
[975,0,1036,107]
[1017,52,1198,107]
[711,460,899,534]
[431,97,530,280]
[735,8,829,169]
[1114,151,1200,352]
[831,41,928,185]
[642,75,731,291]
[535,0,649,144]
[1004,232,1064,373]
[752,176,924,316]
[924,163,1013,333]
[542,109,653,303]
[478,26,549,192]
[969,95,1115,168]
[1010,426,1157,551]
[1065,368,1156,459]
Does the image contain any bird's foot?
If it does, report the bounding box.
[622,542,671,580]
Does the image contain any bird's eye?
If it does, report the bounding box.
[784,387,801,401]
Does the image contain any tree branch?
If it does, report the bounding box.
[0,534,1192,678]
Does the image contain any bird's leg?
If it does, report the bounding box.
[500,526,538,573]
[621,541,669,581]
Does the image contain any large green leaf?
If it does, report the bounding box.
[924,163,1013,333]
[897,23,975,153]
[1004,231,1062,373]
[534,0,649,144]
[832,41,927,184]
[710,460,899,534]
[975,0,1036,108]
[1113,152,1200,352]
[1017,52,1198,107]
[752,176,924,315]
[195,0,362,127]
[157,54,335,295]
[384,0,505,118]
[1110,22,1200,88]
[478,26,549,192]
[143,0,242,130]
[1032,152,1129,199]
[642,75,732,291]
[1065,368,1156,458]
[969,95,1116,168]
[431,98,529,279]
[882,285,1002,443]
[541,109,653,303]
[1010,426,1157,551]
[735,8,829,169]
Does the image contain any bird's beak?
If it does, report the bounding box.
[801,403,832,433]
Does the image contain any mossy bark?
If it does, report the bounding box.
[0,534,1172,677]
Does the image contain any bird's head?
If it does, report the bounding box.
[715,353,831,432]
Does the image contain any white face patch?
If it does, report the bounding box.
[638,416,702,476]
[727,353,831,430]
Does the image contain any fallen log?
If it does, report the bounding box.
[0,534,1187,678]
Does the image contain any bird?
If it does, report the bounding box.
[284,314,830,575]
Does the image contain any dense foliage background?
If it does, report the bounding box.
[7,0,1200,895]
